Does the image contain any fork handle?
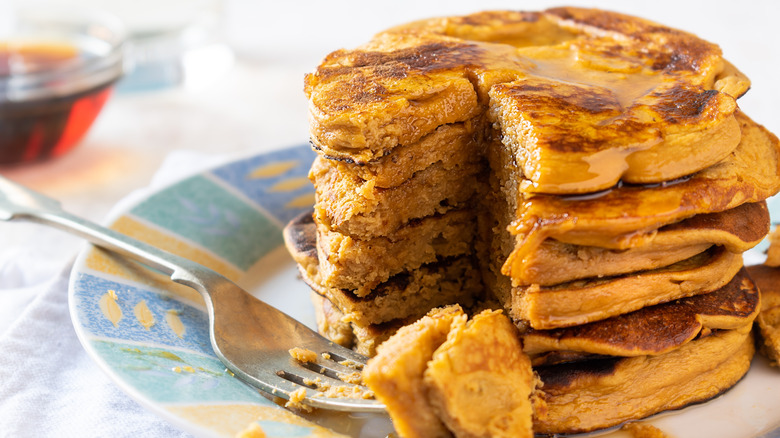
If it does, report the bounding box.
[0,178,218,299]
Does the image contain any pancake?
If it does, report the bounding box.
[311,122,482,189]
[515,201,768,286]
[310,291,404,357]
[364,306,536,438]
[488,76,739,193]
[296,8,775,435]
[315,209,476,295]
[503,111,780,279]
[745,264,780,367]
[766,227,780,267]
[423,309,535,438]
[362,305,464,438]
[533,327,754,434]
[311,154,484,238]
[310,291,355,350]
[522,268,759,361]
[306,8,748,192]
[285,211,482,325]
[510,246,744,330]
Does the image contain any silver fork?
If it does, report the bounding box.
[0,175,385,413]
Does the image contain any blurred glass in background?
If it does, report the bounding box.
[0,4,125,165]
[10,0,234,93]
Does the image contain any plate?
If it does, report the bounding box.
[68,144,780,438]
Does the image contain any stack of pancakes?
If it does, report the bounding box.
[284,7,780,434]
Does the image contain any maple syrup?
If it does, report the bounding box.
[0,41,119,165]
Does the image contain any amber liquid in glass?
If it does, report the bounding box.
[0,42,114,165]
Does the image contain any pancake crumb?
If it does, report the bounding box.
[621,422,671,437]
[289,347,318,363]
[284,387,312,412]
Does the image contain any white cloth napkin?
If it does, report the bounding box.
[0,150,231,438]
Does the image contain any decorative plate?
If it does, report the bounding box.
[68,144,780,438]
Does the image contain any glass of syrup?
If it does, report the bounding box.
[0,6,125,165]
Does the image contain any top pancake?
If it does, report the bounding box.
[305,8,749,194]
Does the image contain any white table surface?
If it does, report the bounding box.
[1,0,778,434]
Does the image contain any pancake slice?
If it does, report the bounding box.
[504,111,780,278]
[489,77,740,194]
[285,211,482,326]
[363,306,536,438]
[512,246,744,329]
[745,264,780,367]
[309,291,406,357]
[362,305,466,438]
[315,209,476,295]
[305,33,482,163]
[312,122,481,188]
[518,201,768,286]
[311,154,484,238]
[424,309,536,438]
[522,268,759,361]
[533,327,755,434]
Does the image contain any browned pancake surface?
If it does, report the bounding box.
[504,112,780,278]
[522,268,759,362]
[307,8,748,195]
[518,201,768,286]
[746,264,780,366]
[533,328,754,434]
[514,246,744,330]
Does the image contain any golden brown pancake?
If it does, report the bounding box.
[488,76,739,193]
[533,327,754,434]
[745,264,780,366]
[362,305,465,438]
[516,201,768,286]
[522,268,759,361]
[306,8,749,194]
[510,247,743,330]
[315,209,476,295]
[364,306,536,438]
[309,291,403,357]
[311,122,481,189]
[503,111,780,279]
[284,211,482,325]
[424,310,536,438]
[766,227,780,267]
[311,154,484,238]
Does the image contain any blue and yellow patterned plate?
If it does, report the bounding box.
[68,145,780,437]
[67,145,391,437]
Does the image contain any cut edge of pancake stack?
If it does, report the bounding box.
[283,7,780,436]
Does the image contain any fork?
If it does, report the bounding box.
[0,175,385,413]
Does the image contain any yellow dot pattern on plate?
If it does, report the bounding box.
[248,161,299,179]
[112,216,242,280]
[285,193,316,209]
[134,300,156,330]
[236,422,267,438]
[269,177,310,193]
[99,289,123,327]
[166,309,187,339]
